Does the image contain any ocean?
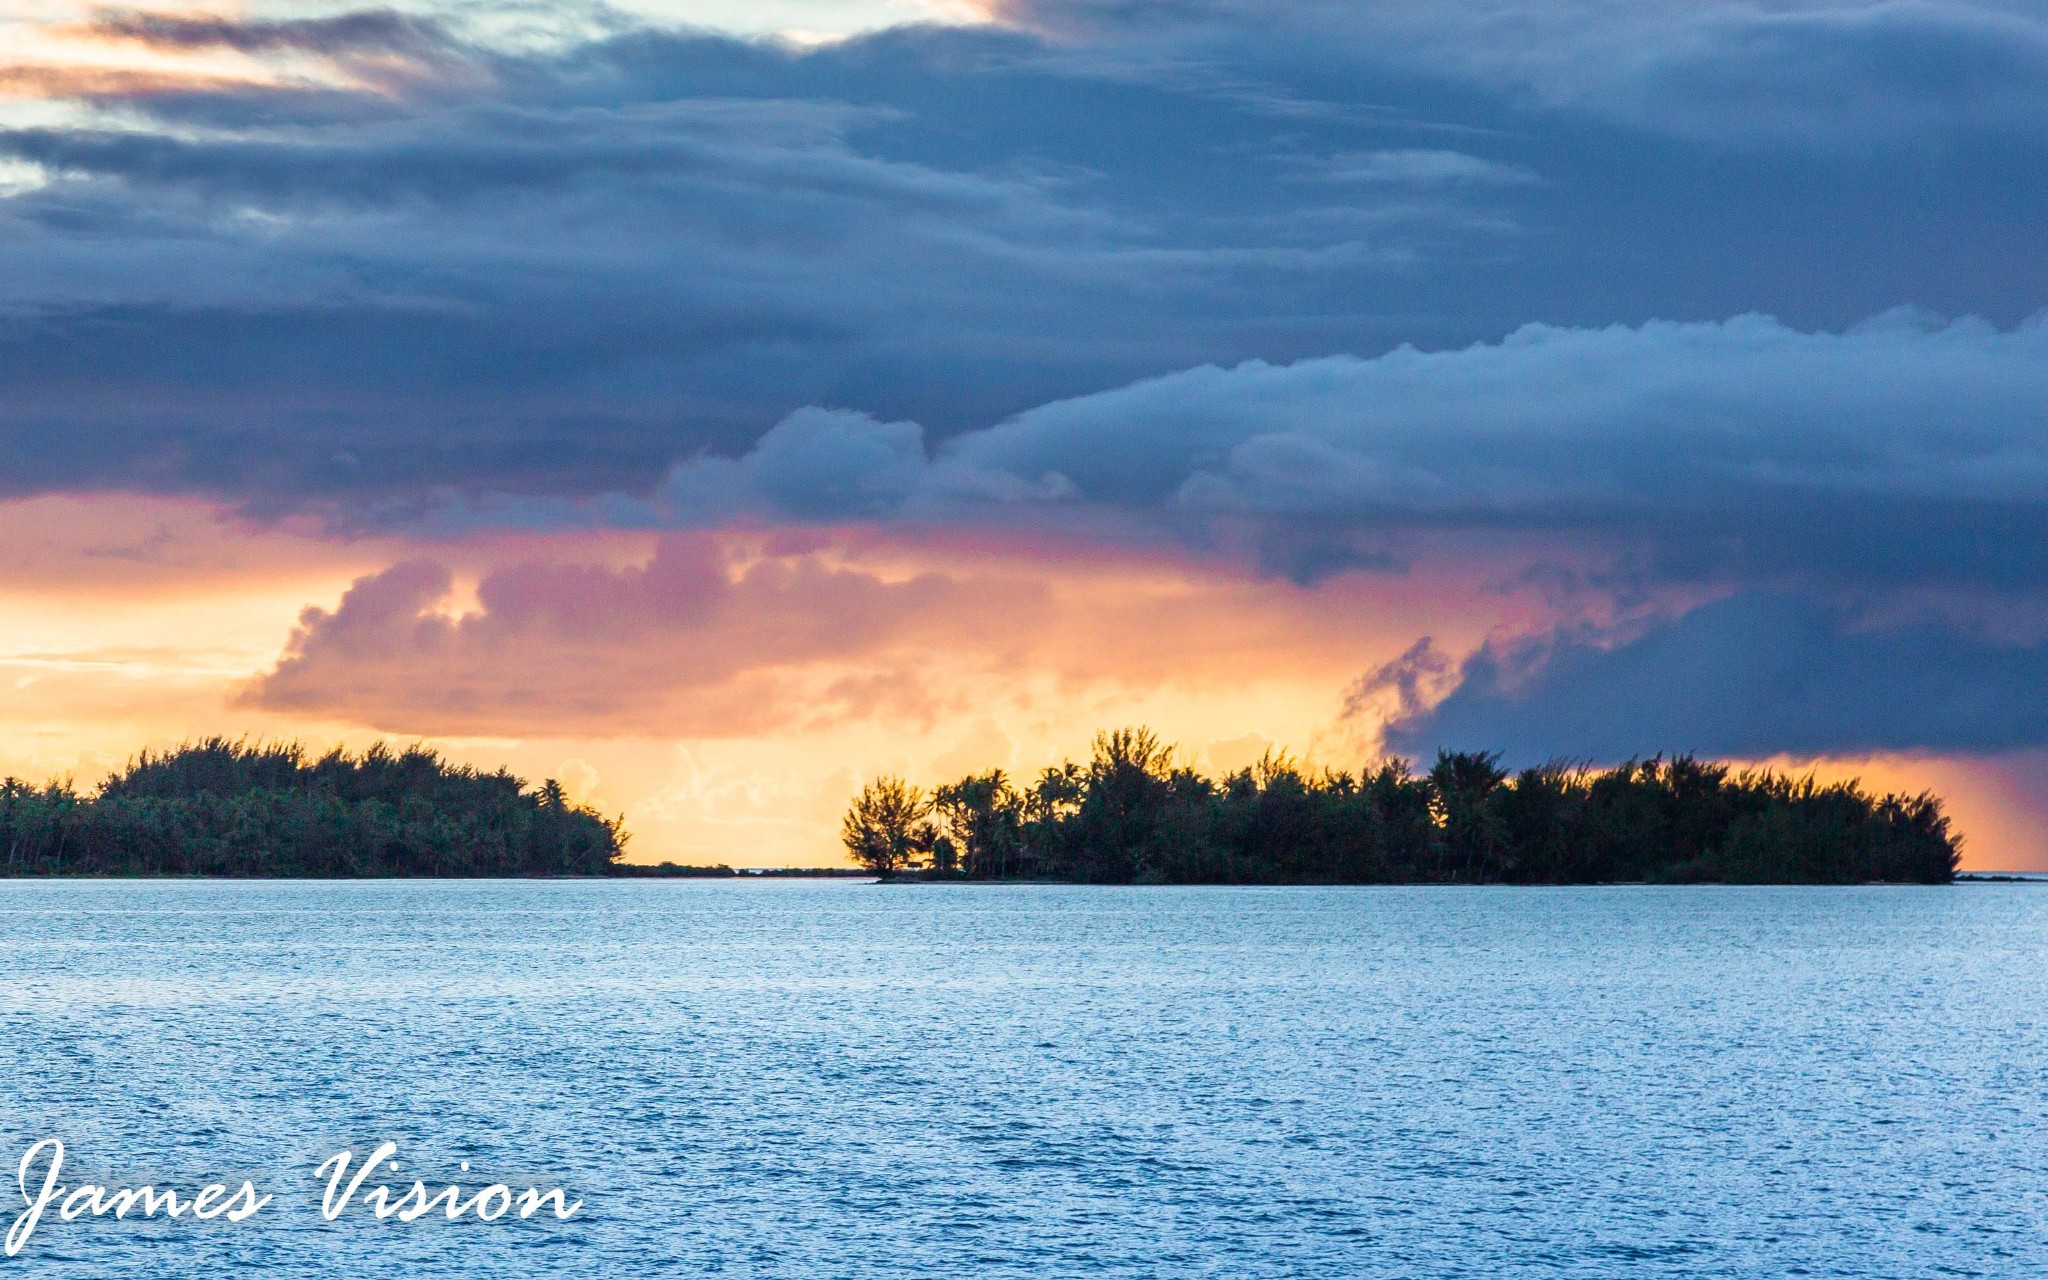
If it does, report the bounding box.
[0,879,2040,1277]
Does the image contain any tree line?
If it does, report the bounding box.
[0,739,624,877]
[842,729,1961,884]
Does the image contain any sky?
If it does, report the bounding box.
[3,0,2047,868]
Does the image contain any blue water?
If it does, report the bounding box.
[0,881,2042,1278]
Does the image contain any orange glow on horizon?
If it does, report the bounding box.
[0,494,2040,872]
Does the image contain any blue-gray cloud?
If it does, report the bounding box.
[1001,0,2048,142]
[657,310,2048,590]
[3,4,2047,511]
[642,304,2048,759]
[1383,592,2048,761]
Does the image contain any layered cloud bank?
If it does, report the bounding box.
[999,0,2048,142]
[661,311,2048,593]
[1387,594,2048,763]
[4,0,2046,509]
[278,307,2048,766]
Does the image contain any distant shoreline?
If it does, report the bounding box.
[0,735,1971,885]
[610,864,870,879]
[3,870,2033,884]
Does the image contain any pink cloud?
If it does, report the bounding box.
[237,525,1538,741]
[243,533,1051,736]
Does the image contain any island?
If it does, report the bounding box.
[842,729,1961,885]
[0,739,622,877]
[0,730,1961,882]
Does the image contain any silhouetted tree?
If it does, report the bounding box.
[857,727,1962,885]
[1430,750,1511,881]
[0,738,624,877]
[1069,728,1175,882]
[933,770,1022,878]
[841,775,936,876]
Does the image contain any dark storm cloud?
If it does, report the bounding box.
[639,305,2048,757]
[1383,593,2048,762]
[661,311,2048,591]
[86,9,455,60]
[998,0,2048,142]
[4,1,2047,510]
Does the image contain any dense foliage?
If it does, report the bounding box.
[843,729,1960,884]
[0,739,624,877]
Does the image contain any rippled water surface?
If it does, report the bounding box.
[0,881,2043,1277]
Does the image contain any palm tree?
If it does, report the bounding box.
[933,770,1020,878]
[1429,750,1510,881]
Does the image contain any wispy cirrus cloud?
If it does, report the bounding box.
[0,5,478,110]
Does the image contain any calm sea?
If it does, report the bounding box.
[0,881,2041,1277]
